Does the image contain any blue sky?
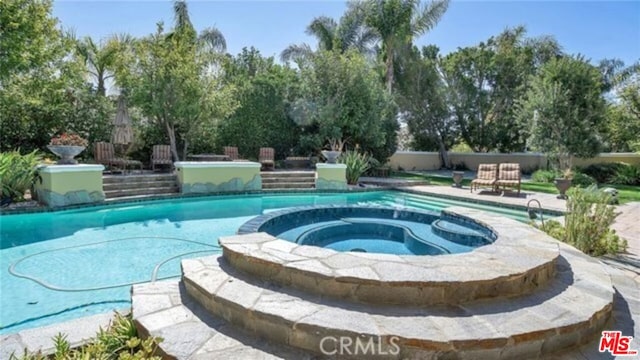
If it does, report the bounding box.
[53,1,640,66]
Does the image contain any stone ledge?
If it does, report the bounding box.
[180,245,613,359]
[132,281,313,360]
[224,207,560,305]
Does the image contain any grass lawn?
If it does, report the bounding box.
[393,172,640,204]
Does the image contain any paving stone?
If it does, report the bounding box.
[155,320,214,358]
[131,294,173,318]
[136,305,193,332]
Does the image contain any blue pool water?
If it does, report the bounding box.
[0,191,533,334]
[256,206,494,256]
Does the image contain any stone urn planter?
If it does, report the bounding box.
[554,178,572,199]
[452,171,465,188]
[47,145,86,165]
[321,150,342,164]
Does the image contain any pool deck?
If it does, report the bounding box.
[1,185,638,358]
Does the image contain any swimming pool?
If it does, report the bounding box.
[0,191,538,334]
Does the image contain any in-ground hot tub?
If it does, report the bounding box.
[238,205,497,255]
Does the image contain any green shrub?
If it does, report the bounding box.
[11,312,162,360]
[531,169,560,183]
[610,164,640,185]
[562,186,626,255]
[536,186,627,256]
[581,163,624,183]
[571,172,597,187]
[339,151,371,185]
[0,150,41,202]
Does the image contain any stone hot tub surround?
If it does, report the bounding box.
[131,206,614,359]
[225,206,560,306]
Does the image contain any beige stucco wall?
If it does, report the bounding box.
[315,163,347,190]
[388,152,640,171]
[35,164,105,207]
[176,162,260,185]
[38,171,103,194]
[174,161,262,193]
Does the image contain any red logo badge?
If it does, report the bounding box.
[599,331,638,356]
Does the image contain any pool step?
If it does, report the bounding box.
[131,281,313,360]
[103,174,179,199]
[131,243,613,359]
[431,219,491,247]
[104,186,179,199]
[219,231,557,306]
[261,171,315,190]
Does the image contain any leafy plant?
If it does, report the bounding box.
[0,151,41,203]
[571,172,597,187]
[538,186,626,256]
[610,164,640,185]
[531,169,560,183]
[339,150,371,184]
[566,186,625,255]
[50,133,89,147]
[581,163,624,183]
[11,312,162,360]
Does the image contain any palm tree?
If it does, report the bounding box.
[362,0,450,92]
[172,0,226,53]
[75,36,122,96]
[280,3,377,64]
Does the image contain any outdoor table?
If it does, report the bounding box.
[187,154,231,162]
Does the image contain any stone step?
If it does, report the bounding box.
[220,212,559,306]
[131,281,313,360]
[103,180,177,191]
[103,174,176,184]
[104,192,181,203]
[262,182,315,189]
[104,186,178,199]
[261,171,315,179]
[177,244,613,359]
[262,176,316,184]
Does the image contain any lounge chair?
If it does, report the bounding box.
[470,164,498,193]
[223,146,240,161]
[259,147,275,170]
[93,142,142,174]
[496,163,521,195]
[151,145,173,172]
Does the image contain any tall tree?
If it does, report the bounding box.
[215,47,300,159]
[441,26,561,152]
[516,56,606,170]
[280,3,377,65]
[116,1,234,161]
[397,45,455,167]
[362,0,449,92]
[75,36,124,96]
[296,50,398,161]
[0,0,62,80]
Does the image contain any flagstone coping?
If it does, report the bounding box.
[131,281,313,360]
[221,206,560,305]
[170,239,612,359]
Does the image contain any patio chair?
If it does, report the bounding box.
[259,147,275,170]
[151,145,173,172]
[470,164,498,193]
[93,142,142,174]
[496,163,521,195]
[223,146,240,161]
